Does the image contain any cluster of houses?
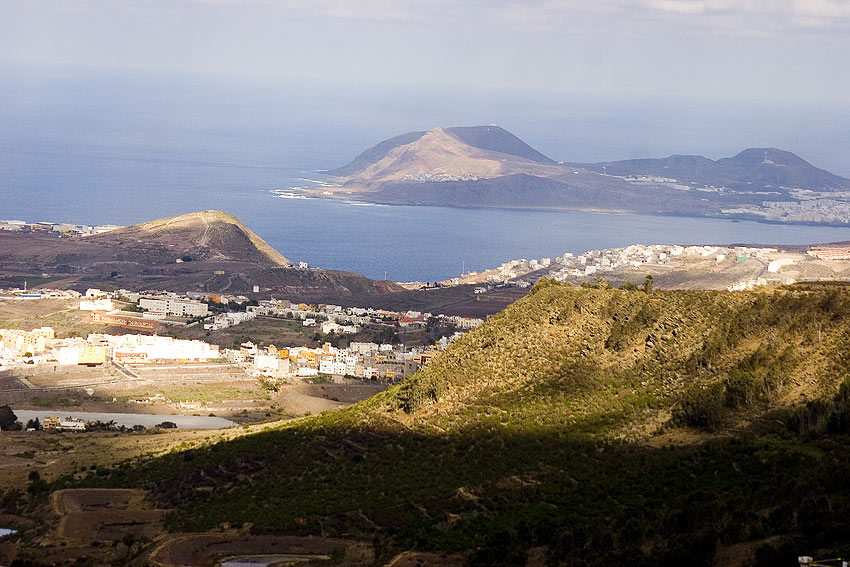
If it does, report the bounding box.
[448,244,786,287]
[0,320,458,385]
[79,288,256,331]
[0,219,123,235]
[0,327,56,365]
[227,338,448,382]
[722,197,850,225]
[546,245,777,281]
[1,285,484,379]
[0,288,81,301]
[248,298,483,333]
[0,326,220,369]
[41,416,87,432]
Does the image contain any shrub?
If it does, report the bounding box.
[672,382,726,430]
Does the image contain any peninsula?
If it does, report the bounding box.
[306,125,850,225]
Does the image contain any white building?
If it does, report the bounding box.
[204,311,256,330]
[139,297,209,317]
[254,352,290,376]
[80,298,115,311]
[91,334,219,362]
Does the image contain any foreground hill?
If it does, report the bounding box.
[312,126,850,224]
[0,210,400,297]
[54,282,850,566]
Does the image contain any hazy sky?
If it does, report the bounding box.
[2,0,850,103]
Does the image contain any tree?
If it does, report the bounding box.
[643,274,654,294]
[24,418,41,431]
[0,405,17,431]
[26,470,48,494]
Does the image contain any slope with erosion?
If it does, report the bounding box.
[33,282,850,566]
[92,209,291,266]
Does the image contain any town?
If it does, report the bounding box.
[0,285,485,428]
[0,218,124,235]
[440,243,850,292]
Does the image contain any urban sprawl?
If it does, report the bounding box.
[0,288,483,386]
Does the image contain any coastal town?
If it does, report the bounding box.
[721,193,850,225]
[443,243,850,292]
[0,218,124,235]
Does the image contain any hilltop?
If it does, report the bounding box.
[310,127,850,224]
[0,211,400,298]
[37,281,850,566]
[90,210,291,266]
[325,125,556,178]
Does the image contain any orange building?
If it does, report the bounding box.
[89,311,159,331]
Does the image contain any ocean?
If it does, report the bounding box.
[2,65,850,282]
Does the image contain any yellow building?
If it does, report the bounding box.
[0,327,54,356]
[77,344,107,365]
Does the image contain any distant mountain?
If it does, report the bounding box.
[574,147,850,192]
[326,130,427,177]
[0,211,401,297]
[312,129,850,225]
[325,126,561,188]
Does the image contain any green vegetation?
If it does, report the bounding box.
[2,275,65,287]
[154,385,267,404]
[56,282,850,565]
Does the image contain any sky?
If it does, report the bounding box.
[2,0,850,103]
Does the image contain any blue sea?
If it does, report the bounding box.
[2,64,850,282]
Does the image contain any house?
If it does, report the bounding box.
[42,416,87,432]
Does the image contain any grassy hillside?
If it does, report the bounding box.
[54,282,850,566]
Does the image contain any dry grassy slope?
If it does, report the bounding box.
[382,280,850,438]
[90,210,290,265]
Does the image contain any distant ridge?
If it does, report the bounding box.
[575,147,850,192]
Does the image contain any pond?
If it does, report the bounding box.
[219,554,329,567]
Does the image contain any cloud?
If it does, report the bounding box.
[22,0,850,32]
[479,0,850,36]
[649,1,706,14]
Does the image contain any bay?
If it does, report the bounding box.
[2,65,850,283]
